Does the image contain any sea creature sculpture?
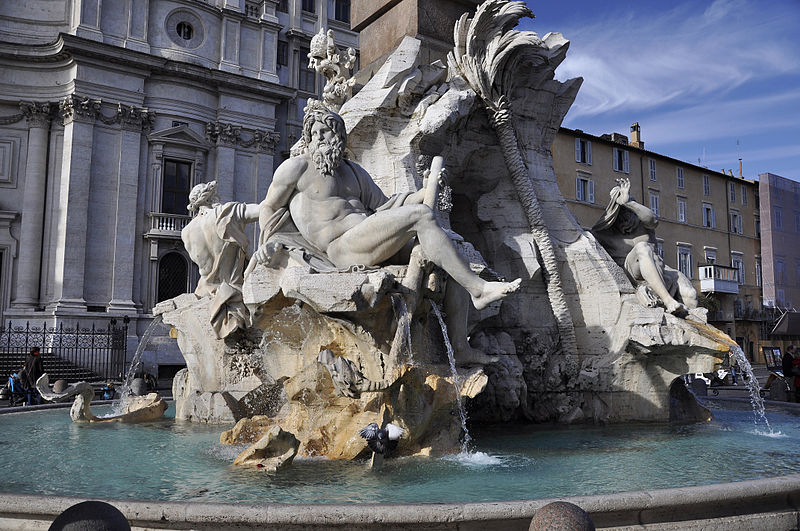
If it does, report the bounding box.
[35,373,167,423]
[317,349,391,398]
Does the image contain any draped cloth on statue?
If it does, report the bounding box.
[190,202,251,338]
[245,190,417,276]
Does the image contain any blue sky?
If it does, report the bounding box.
[516,0,800,181]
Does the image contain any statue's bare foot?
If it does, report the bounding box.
[455,344,499,366]
[471,278,522,310]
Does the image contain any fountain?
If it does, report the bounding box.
[154,0,729,452]
[3,1,788,528]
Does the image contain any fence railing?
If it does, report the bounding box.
[0,318,129,379]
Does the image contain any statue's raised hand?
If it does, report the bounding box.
[615,177,631,205]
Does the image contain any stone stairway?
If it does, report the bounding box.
[1,352,103,384]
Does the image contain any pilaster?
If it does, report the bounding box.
[48,95,101,313]
[12,102,53,308]
[108,104,152,314]
[206,121,241,202]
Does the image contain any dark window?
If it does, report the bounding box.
[277,0,288,12]
[302,0,315,13]
[171,120,188,128]
[176,22,193,40]
[298,47,316,92]
[334,0,350,23]
[245,2,260,18]
[162,159,192,215]
[277,40,288,66]
[157,252,188,303]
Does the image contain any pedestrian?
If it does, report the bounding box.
[20,346,44,405]
[783,345,800,402]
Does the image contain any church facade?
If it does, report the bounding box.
[0,0,357,375]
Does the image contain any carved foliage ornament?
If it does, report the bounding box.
[19,102,54,128]
[58,95,155,131]
[206,121,279,152]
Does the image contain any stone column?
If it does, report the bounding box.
[108,105,153,314]
[49,96,101,313]
[12,102,53,308]
[206,121,240,202]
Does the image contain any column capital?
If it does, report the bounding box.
[19,101,54,128]
[115,103,156,132]
[206,121,241,147]
[60,95,102,125]
[243,130,281,153]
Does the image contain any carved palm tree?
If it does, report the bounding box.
[447,0,577,354]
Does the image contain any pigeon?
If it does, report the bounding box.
[359,422,404,456]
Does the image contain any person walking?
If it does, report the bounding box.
[20,346,44,405]
[782,345,800,402]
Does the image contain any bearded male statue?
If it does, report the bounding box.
[253,103,521,320]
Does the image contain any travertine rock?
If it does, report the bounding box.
[233,426,299,471]
[221,362,486,459]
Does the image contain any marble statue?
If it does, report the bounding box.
[159,0,735,451]
[592,177,698,315]
[181,181,260,338]
[251,101,521,312]
[35,374,167,423]
[307,28,357,113]
[317,349,391,398]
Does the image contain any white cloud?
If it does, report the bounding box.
[704,143,800,168]
[550,0,800,120]
[639,88,800,145]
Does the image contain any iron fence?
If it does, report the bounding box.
[0,318,129,379]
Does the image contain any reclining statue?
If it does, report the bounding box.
[252,101,521,313]
[181,181,259,338]
[592,177,697,315]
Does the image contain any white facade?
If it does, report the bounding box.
[0,0,358,375]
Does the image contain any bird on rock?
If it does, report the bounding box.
[359,422,404,456]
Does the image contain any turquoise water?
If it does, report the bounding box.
[2,402,800,504]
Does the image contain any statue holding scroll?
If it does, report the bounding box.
[252,102,520,312]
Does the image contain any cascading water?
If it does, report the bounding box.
[111,314,163,415]
[430,302,471,452]
[392,295,414,364]
[729,344,774,434]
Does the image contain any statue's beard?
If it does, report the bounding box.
[310,137,344,177]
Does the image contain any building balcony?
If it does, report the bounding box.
[734,305,768,321]
[699,265,739,295]
[706,310,734,322]
[146,212,191,238]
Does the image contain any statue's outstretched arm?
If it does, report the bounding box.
[258,157,305,229]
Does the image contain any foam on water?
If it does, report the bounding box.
[445,451,504,466]
[753,429,786,438]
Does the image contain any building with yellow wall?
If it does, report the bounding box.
[552,124,765,362]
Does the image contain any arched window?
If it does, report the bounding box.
[157,252,188,302]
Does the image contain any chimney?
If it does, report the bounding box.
[630,122,644,149]
[739,158,743,177]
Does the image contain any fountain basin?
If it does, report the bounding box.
[2,403,800,528]
[1,475,799,530]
